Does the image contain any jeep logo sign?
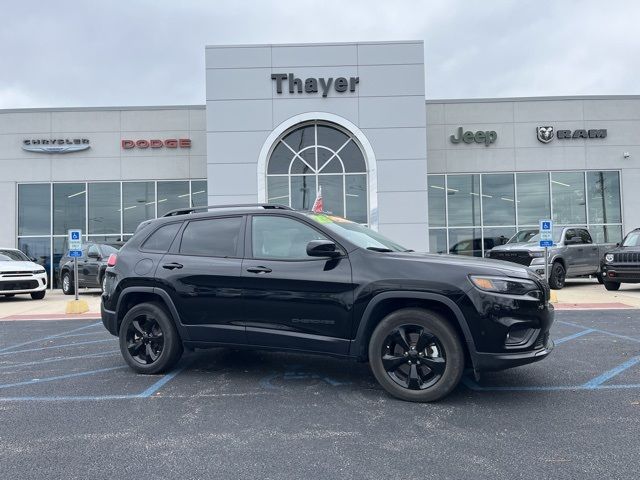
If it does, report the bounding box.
[450,127,497,146]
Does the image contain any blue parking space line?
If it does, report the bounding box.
[0,349,120,370]
[555,329,595,345]
[557,320,640,344]
[0,322,102,353]
[0,394,138,402]
[583,356,640,389]
[137,367,185,398]
[0,366,126,390]
[0,339,113,357]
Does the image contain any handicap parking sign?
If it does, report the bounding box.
[539,219,553,247]
[68,229,83,256]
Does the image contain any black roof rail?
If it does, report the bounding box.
[161,203,294,217]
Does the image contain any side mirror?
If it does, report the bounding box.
[87,251,100,259]
[616,242,620,247]
[306,240,341,258]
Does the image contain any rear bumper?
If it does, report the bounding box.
[100,301,118,336]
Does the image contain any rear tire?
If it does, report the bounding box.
[368,308,464,402]
[118,302,183,374]
[30,291,46,300]
[61,272,73,295]
[604,281,620,291]
[549,262,566,290]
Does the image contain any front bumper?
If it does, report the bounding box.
[0,272,47,294]
[601,264,640,283]
[473,336,554,371]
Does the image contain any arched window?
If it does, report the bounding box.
[266,120,368,223]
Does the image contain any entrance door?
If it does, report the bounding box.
[242,215,354,355]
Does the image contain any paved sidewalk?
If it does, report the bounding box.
[1,279,639,321]
[0,290,102,320]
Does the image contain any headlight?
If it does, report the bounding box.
[529,251,545,258]
[605,253,614,263]
[32,268,46,274]
[469,275,538,296]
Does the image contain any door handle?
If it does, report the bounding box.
[246,266,272,274]
[162,262,183,270]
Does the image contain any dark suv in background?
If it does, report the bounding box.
[59,242,119,294]
[101,205,554,402]
[601,228,640,290]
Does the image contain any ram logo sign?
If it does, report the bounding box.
[536,126,607,143]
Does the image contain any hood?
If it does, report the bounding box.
[606,246,640,254]
[379,251,532,278]
[0,260,43,273]
[490,242,543,252]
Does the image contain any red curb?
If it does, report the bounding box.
[554,302,636,310]
[0,313,101,321]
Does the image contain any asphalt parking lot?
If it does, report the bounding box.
[1,311,639,480]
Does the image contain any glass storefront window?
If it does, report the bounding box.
[587,171,621,224]
[590,225,623,244]
[18,237,51,286]
[448,228,482,257]
[53,183,86,235]
[266,120,368,223]
[481,174,515,226]
[516,172,550,225]
[123,182,155,234]
[157,181,189,217]
[447,174,480,227]
[18,184,50,236]
[428,229,447,254]
[427,175,446,228]
[191,180,208,208]
[552,172,586,225]
[482,227,516,250]
[88,182,120,234]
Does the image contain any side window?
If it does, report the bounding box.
[565,229,578,243]
[179,217,242,257]
[88,245,100,257]
[252,216,328,260]
[142,222,182,252]
[579,229,592,244]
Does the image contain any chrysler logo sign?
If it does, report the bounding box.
[22,138,90,154]
[536,126,607,143]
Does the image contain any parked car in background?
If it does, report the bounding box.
[487,227,615,289]
[450,236,508,257]
[59,243,119,294]
[600,228,640,291]
[0,248,47,299]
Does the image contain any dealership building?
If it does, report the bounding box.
[1,40,638,288]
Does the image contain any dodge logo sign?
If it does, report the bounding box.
[122,139,191,149]
[537,126,554,144]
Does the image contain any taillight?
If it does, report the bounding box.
[107,253,117,267]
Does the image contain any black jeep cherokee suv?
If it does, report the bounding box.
[101,204,554,402]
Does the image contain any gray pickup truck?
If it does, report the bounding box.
[487,227,615,289]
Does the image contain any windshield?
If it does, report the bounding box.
[529,227,564,244]
[622,231,640,247]
[305,213,408,252]
[0,249,30,261]
[507,229,538,244]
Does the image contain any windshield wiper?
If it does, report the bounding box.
[366,246,394,252]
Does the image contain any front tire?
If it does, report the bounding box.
[368,308,464,402]
[596,273,604,284]
[604,281,620,291]
[118,302,183,374]
[61,272,73,295]
[549,262,566,290]
[31,291,46,300]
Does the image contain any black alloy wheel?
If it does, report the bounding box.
[118,302,183,374]
[381,325,446,390]
[549,262,566,290]
[126,315,165,365]
[369,308,464,402]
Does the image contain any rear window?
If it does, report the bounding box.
[141,223,182,252]
[179,217,243,257]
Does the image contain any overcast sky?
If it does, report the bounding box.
[1,0,638,109]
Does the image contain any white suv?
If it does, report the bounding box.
[0,248,48,299]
